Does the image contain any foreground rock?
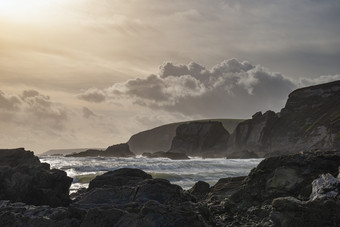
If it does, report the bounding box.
[142,151,190,160]
[169,121,230,158]
[205,150,340,226]
[0,148,72,207]
[0,165,210,226]
[3,149,340,226]
[66,143,135,158]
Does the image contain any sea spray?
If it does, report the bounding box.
[40,156,262,193]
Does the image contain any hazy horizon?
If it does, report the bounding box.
[1,0,340,153]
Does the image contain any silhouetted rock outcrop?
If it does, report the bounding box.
[169,121,230,158]
[228,80,340,157]
[142,151,190,160]
[66,143,135,158]
[128,119,244,155]
[0,148,72,207]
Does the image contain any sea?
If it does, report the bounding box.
[39,156,262,194]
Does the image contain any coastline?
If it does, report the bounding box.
[1,148,340,226]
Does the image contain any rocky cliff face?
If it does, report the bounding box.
[128,119,243,155]
[229,80,340,157]
[169,121,230,158]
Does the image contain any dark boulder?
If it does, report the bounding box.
[88,168,152,190]
[77,178,195,208]
[207,176,246,201]
[188,181,210,201]
[0,148,72,207]
[71,168,209,226]
[271,196,340,227]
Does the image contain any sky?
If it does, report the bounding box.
[1,0,340,153]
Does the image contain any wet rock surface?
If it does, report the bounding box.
[0,148,72,207]
[2,149,340,226]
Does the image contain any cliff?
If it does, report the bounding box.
[128,119,243,154]
[66,143,135,157]
[169,121,230,158]
[42,148,104,156]
[228,80,340,157]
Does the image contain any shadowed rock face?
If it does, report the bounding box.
[228,80,340,157]
[169,121,230,158]
[230,151,340,207]
[0,148,72,207]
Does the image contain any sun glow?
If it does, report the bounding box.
[0,0,67,22]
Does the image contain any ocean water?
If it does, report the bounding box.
[39,156,262,193]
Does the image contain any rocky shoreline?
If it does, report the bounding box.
[1,148,340,226]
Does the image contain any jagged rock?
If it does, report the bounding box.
[0,148,72,207]
[115,200,210,227]
[169,121,230,158]
[88,168,152,190]
[142,151,190,160]
[66,143,135,158]
[227,111,278,157]
[207,176,246,202]
[310,173,340,200]
[228,151,340,209]
[228,80,340,157]
[271,196,340,227]
[201,151,340,226]
[189,181,210,201]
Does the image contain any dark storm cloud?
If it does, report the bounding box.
[80,59,301,118]
[78,88,106,103]
[82,107,98,119]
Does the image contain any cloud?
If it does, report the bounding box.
[78,88,106,103]
[0,90,21,111]
[21,90,68,124]
[79,59,300,118]
[82,107,98,118]
[0,89,68,128]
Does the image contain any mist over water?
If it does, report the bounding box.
[40,156,262,193]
